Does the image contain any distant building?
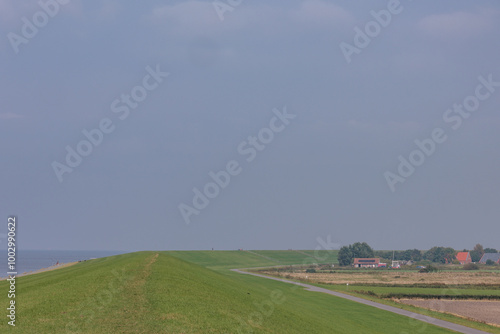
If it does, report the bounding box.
[353,258,380,268]
[479,253,500,264]
[455,252,472,264]
[391,260,412,268]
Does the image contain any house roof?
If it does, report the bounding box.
[456,252,470,262]
[479,253,500,263]
[353,258,380,264]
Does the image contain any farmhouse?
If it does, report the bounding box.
[455,251,472,264]
[479,253,500,264]
[353,258,380,268]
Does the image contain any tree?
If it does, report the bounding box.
[470,250,481,263]
[473,244,485,256]
[401,249,422,261]
[467,244,487,262]
[410,249,423,261]
[351,242,374,258]
[423,247,455,264]
[486,259,496,266]
[338,242,374,266]
[423,247,440,263]
[484,248,498,253]
[443,248,456,263]
[338,246,352,266]
[374,250,392,259]
[375,249,422,262]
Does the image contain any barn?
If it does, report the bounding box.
[479,253,500,264]
[353,258,380,268]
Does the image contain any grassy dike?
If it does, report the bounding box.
[0,251,458,333]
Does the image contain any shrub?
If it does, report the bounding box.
[355,290,377,296]
[419,265,439,273]
[463,263,479,270]
[305,268,316,273]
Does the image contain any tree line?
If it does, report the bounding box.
[375,249,422,262]
[338,242,498,266]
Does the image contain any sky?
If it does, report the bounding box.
[1,0,499,252]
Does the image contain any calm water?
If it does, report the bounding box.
[0,250,126,278]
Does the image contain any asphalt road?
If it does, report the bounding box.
[231,269,492,334]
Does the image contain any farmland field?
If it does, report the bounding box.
[316,284,500,297]
[260,269,500,286]
[398,299,500,327]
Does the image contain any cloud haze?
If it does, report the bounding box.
[1,0,499,252]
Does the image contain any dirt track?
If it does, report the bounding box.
[398,299,500,327]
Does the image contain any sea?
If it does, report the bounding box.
[0,250,126,278]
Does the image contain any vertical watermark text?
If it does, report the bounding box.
[6,216,17,327]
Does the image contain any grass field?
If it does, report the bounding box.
[167,249,337,270]
[0,250,475,333]
[327,284,500,297]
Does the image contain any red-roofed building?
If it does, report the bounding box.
[456,252,472,264]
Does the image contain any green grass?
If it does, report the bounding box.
[299,249,339,263]
[167,249,337,271]
[166,250,278,270]
[333,284,500,296]
[0,251,459,333]
[251,249,337,264]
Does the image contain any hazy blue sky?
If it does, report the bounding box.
[1,0,499,251]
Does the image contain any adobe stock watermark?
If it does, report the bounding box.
[6,216,17,327]
[340,0,411,64]
[52,65,169,183]
[179,106,296,225]
[293,235,340,268]
[7,0,71,54]
[385,73,500,192]
[310,235,340,263]
[213,0,243,21]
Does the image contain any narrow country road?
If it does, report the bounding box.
[231,269,492,334]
